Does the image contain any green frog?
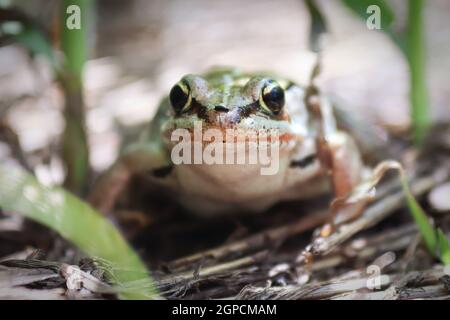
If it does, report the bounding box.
[90,68,366,218]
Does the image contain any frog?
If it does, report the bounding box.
[89,68,366,219]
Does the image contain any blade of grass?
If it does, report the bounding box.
[0,8,55,64]
[399,171,450,265]
[0,163,158,299]
[340,0,430,145]
[340,0,405,51]
[437,229,450,266]
[60,0,90,195]
[340,0,394,30]
[407,0,430,145]
[400,175,437,255]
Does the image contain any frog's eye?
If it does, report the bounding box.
[169,81,192,113]
[259,82,285,115]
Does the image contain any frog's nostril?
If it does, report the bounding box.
[214,105,229,112]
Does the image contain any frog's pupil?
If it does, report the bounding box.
[170,84,189,112]
[262,86,285,114]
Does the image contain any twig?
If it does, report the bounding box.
[400,232,422,271]
[236,266,449,300]
[0,287,65,300]
[165,251,268,281]
[305,169,448,257]
[312,224,418,272]
[169,210,329,270]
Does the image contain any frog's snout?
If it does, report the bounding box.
[222,107,244,126]
[201,106,242,127]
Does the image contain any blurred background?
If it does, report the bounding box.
[1,0,449,188]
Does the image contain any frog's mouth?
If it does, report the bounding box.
[163,117,298,152]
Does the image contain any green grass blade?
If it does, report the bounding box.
[400,175,437,256]
[13,25,55,62]
[0,164,158,299]
[60,0,90,194]
[340,0,430,145]
[407,0,430,145]
[340,0,405,51]
[0,8,55,64]
[340,0,394,30]
[61,0,88,83]
[437,229,450,266]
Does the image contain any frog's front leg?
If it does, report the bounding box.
[310,96,369,233]
[325,132,365,199]
[89,142,171,214]
[322,131,373,234]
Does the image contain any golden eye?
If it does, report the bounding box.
[169,81,192,114]
[259,81,285,115]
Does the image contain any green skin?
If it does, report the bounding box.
[90,68,364,217]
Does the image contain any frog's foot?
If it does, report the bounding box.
[88,162,132,215]
[295,160,405,272]
[319,160,403,238]
[89,144,171,215]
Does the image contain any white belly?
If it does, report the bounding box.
[171,155,326,217]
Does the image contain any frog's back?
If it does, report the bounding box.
[201,68,296,91]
